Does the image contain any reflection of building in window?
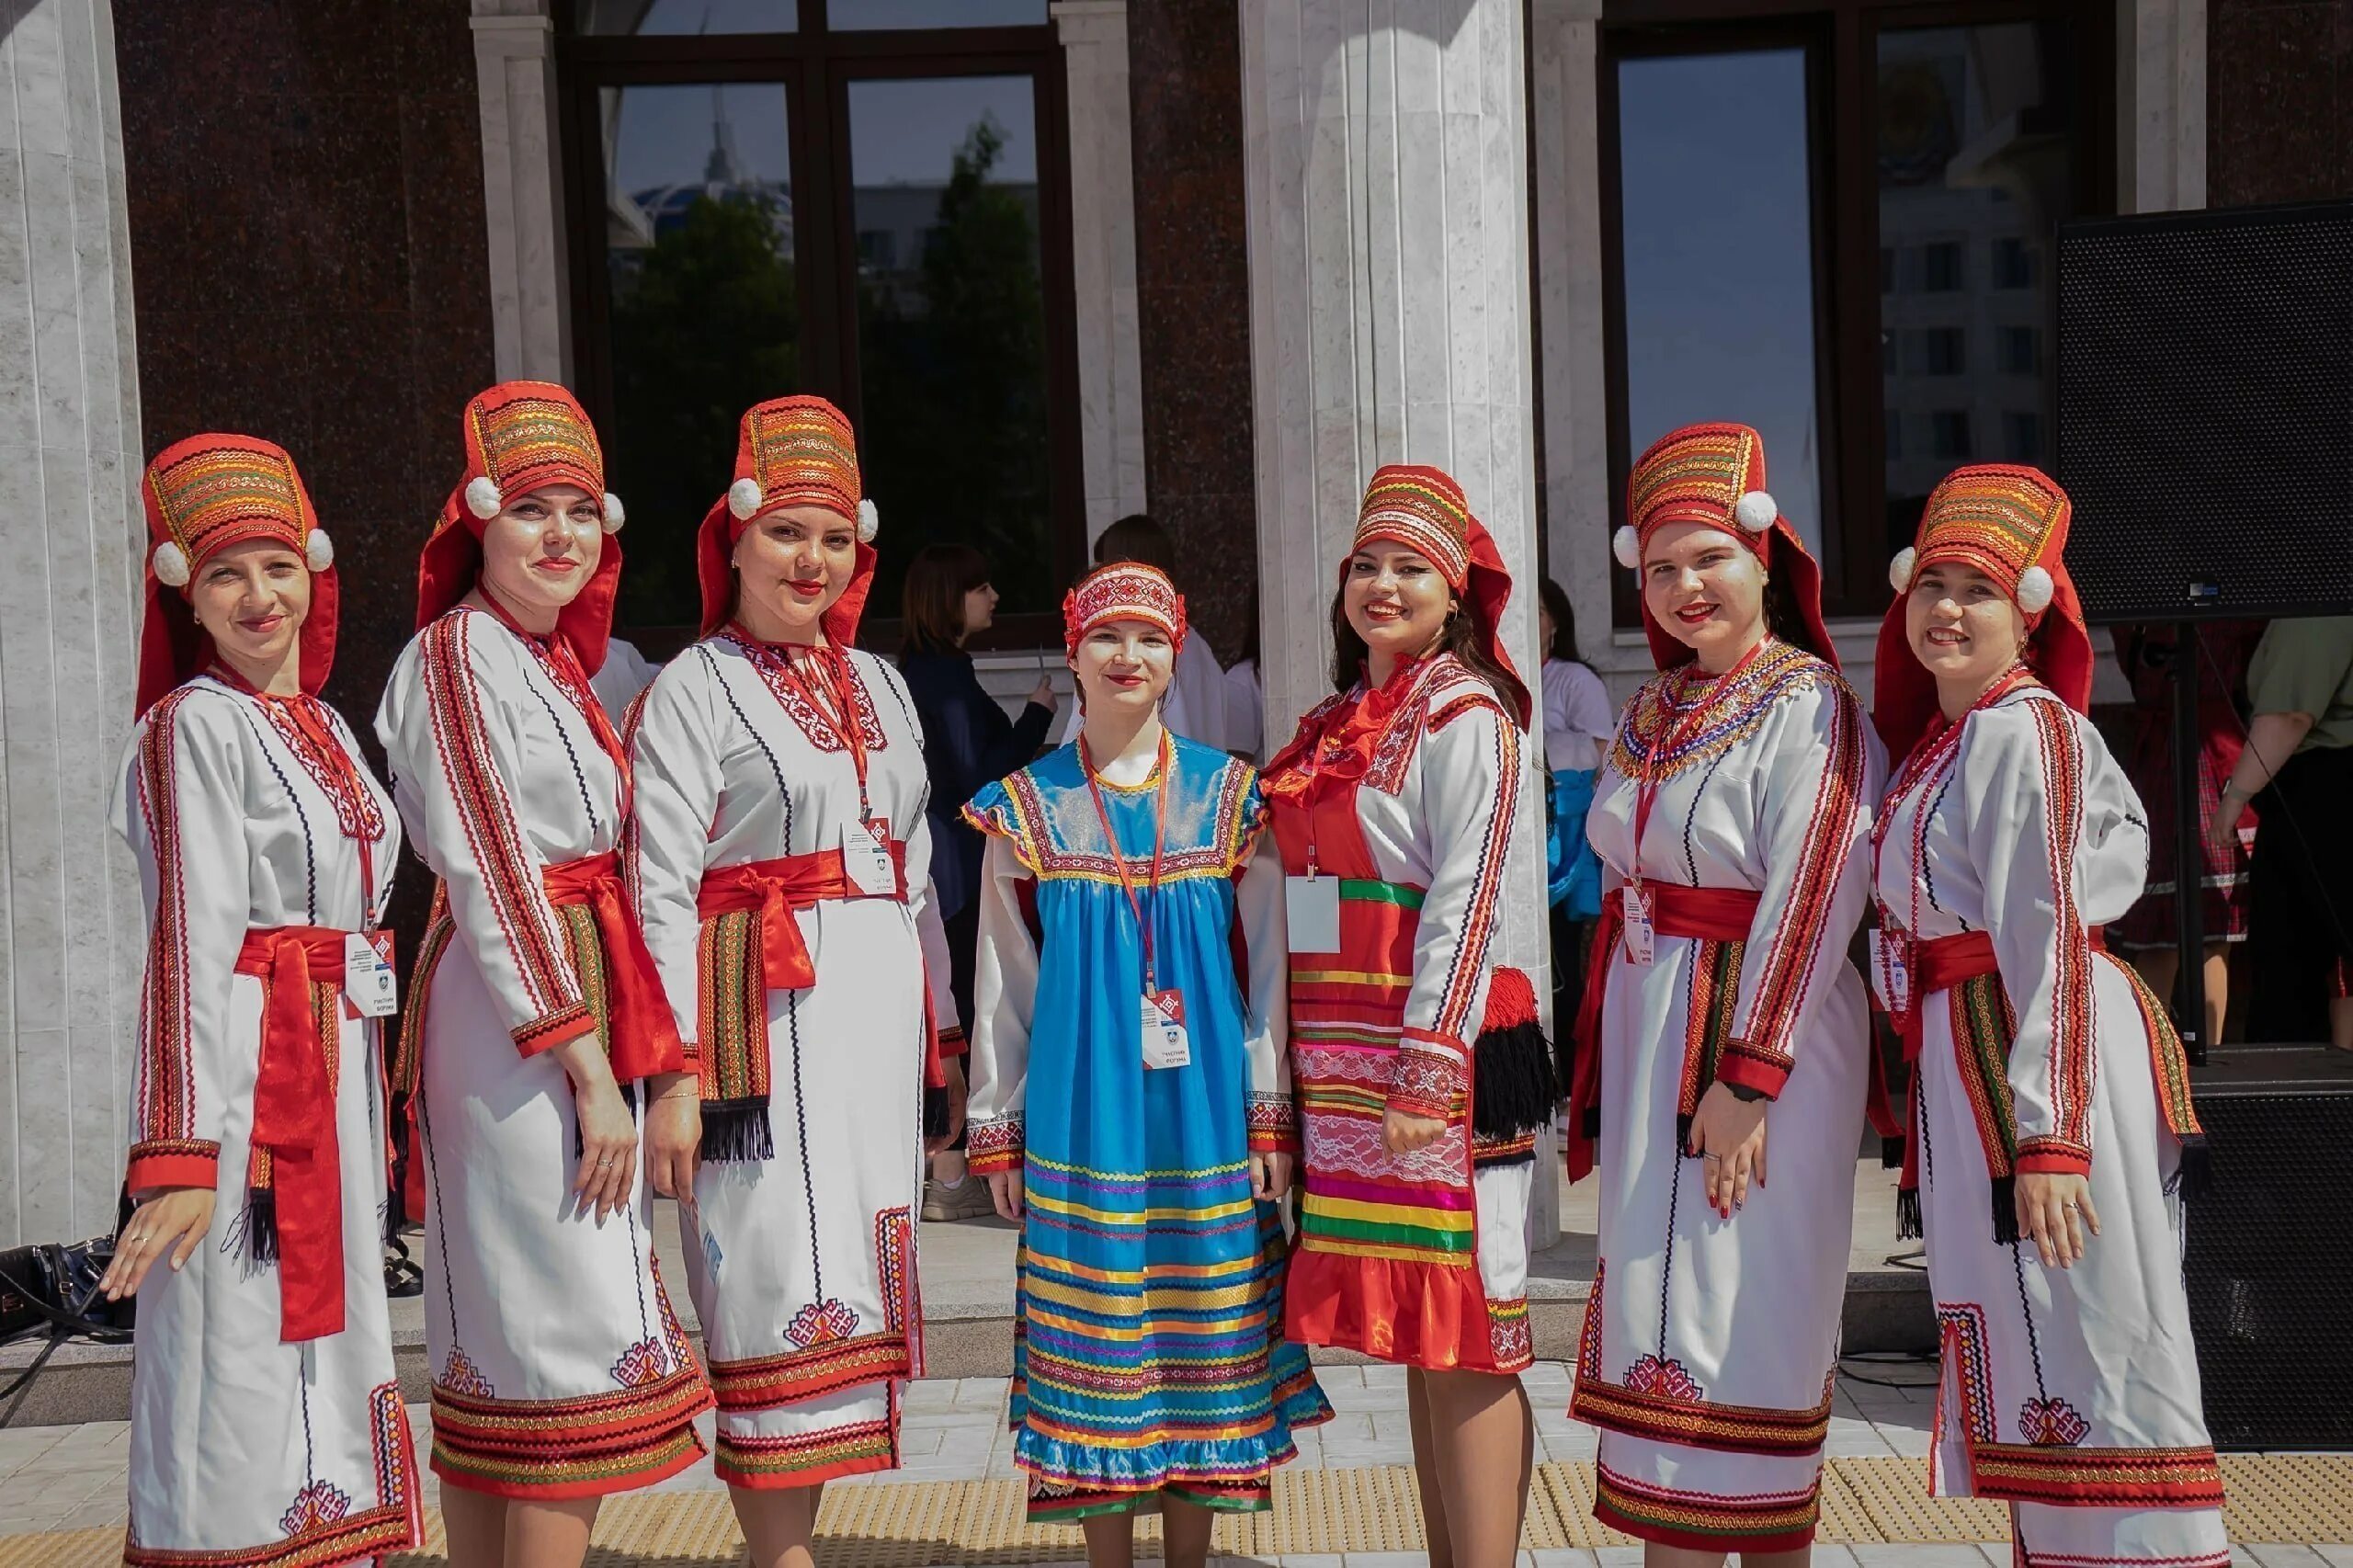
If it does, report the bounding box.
[1878,22,2074,553]
[608,85,792,268]
[852,176,1041,315]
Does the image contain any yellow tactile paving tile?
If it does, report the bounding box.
[5,1454,2346,1564]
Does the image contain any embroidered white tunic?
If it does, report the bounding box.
[1574,642,1883,1550]
[376,607,710,1499]
[630,632,934,1488]
[113,677,420,1567]
[1872,684,2226,1566]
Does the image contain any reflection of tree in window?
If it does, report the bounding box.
[608,191,800,627]
[858,115,1051,621]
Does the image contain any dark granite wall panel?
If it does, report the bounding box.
[2208,0,2353,205]
[115,0,495,724]
[1127,0,1257,664]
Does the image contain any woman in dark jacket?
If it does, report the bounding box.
[901,543,1058,1219]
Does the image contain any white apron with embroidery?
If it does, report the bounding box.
[377,607,710,1499]
[1872,684,2225,1567]
[113,677,420,1566]
[1576,642,1884,1549]
[631,633,933,1487]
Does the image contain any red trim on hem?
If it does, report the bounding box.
[713,1443,897,1491]
[2013,1148,2094,1176]
[125,1151,220,1192]
[1592,1494,1816,1555]
[512,1001,597,1057]
[120,1503,420,1567]
[1570,1376,1833,1456]
[1712,1049,1791,1099]
[430,1424,709,1502]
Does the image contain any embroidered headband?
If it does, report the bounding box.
[1063,562,1188,653]
[1353,464,1473,587]
[1615,422,1777,571]
[456,381,624,532]
[1887,463,2071,615]
[722,394,876,542]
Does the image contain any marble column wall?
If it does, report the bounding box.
[1240,0,1557,1237]
[0,0,145,1245]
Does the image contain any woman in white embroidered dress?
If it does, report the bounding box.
[104,434,420,1568]
[376,381,711,1568]
[1261,464,1546,1568]
[1570,423,1885,1565]
[1869,464,2224,1568]
[631,395,945,1568]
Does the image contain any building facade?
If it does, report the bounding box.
[0,0,2335,1243]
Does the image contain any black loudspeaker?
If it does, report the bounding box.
[2056,200,2353,622]
[2181,1045,2353,1449]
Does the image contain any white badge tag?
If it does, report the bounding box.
[1869,929,1913,1019]
[843,818,897,895]
[1620,885,1655,966]
[1141,989,1191,1069]
[345,931,399,1018]
[1286,874,1343,953]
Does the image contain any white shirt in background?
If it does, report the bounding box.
[591,634,660,719]
[1541,656,1615,772]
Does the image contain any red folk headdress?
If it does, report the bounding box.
[696,394,878,643]
[1872,462,2094,761]
[415,381,626,674]
[1347,463,1529,726]
[1617,422,1837,671]
[1063,562,1188,653]
[136,434,339,715]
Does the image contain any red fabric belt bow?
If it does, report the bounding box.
[234,925,356,1345]
[696,844,908,992]
[542,851,688,1083]
[1565,882,1762,1179]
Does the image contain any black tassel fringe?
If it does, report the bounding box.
[244,1189,279,1265]
[1895,1186,1923,1242]
[1471,1020,1559,1141]
[1881,1135,1907,1170]
[700,1098,775,1164]
[1989,1175,2019,1246]
[922,1085,950,1141]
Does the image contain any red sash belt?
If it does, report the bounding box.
[542,851,687,1083]
[1896,926,2107,1060]
[233,926,352,1344]
[1565,882,1764,1179]
[697,843,909,993]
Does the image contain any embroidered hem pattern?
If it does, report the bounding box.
[710,1331,912,1413]
[1573,1273,1834,1455]
[1592,1461,1821,1551]
[715,1411,902,1489]
[428,1363,713,1499]
[1965,1443,2225,1508]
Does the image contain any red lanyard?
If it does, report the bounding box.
[1081,729,1173,994]
[207,666,381,913]
[474,588,634,812]
[739,625,873,818]
[1869,663,2038,938]
[1629,638,1772,886]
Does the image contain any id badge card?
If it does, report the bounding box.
[1620,884,1655,966]
[1286,874,1342,954]
[345,931,399,1018]
[1141,988,1191,1069]
[1868,929,1913,1019]
[843,817,897,895]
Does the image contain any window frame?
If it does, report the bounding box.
[556,0,1087,650]
[1597,0,2113,624]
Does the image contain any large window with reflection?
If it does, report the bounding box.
[561,0,1078,642]
[1600,0,2109,619]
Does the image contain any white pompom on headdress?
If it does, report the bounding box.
[305,528,335,572]
[152,540,190,588]
[858,498,879,545]
[1887,546,1916,594]
[464,474,503,521]
[1732,490,1778,535]
[2015,564,2054,614]
[728,477,764,522]
[601,492,625,533]
[1612,525,1641,570]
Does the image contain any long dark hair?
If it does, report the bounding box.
[1329,583,1520,717]
[1537,575,1585,665]
[899,542,991,657]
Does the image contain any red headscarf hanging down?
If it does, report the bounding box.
[1347,463,1530,726]
[1615,422,1839,672]
[696,395,878,643]
[1871,462,2095,762]
[136,434,340,717]
[415,381,626,675]
[1063,562,1188,653]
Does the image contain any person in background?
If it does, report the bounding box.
[1058,514,1231,751]
[899,541,1057,1219]
[2214,614,2353,1049]
[1535,575,1612,1030]
[593,632,661,719]
[1537,576,1614,771]
[1225,591,1265,762]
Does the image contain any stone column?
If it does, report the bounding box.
[1240,0,1558,1244]
[2120,0,2204,212]
[473,0,573,383]
[0,0,147,1244]
[1052,2,1149,540]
